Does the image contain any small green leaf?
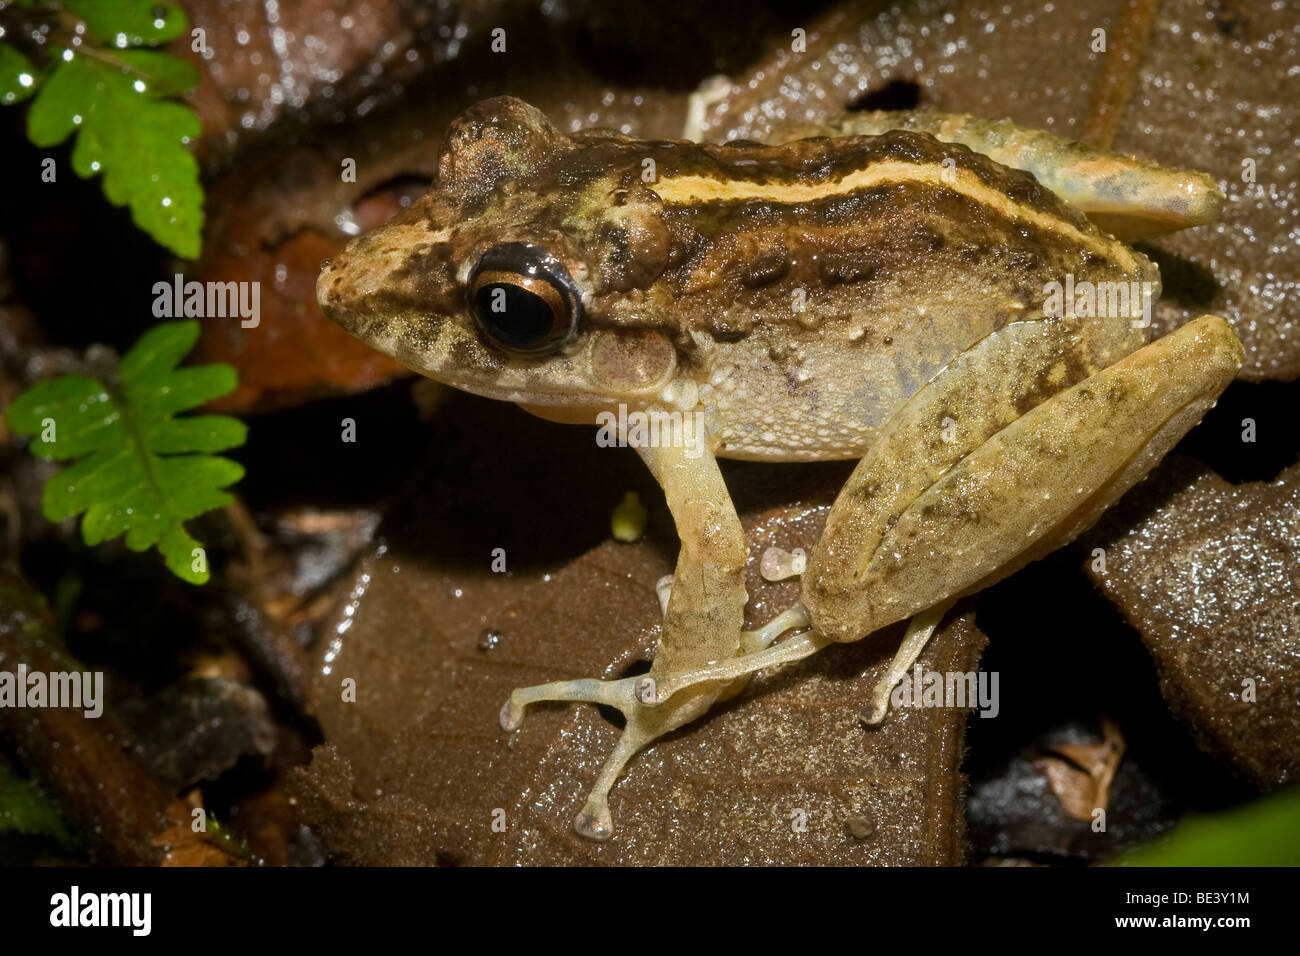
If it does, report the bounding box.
[26,55,203,258]
[24,55,84,147]
[0,42,41,105]
[1115,787,1300,867]
[116,49,200,97]
[148,415,247,453]
[5,320,247,585]
[3,375,117,460]
[0,770,78,851]
[62,0,190,48]
[119,315,200,380]
[129,364,236,417]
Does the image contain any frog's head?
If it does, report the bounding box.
[317,96,682,415]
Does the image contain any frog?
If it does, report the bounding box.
[316,95,1242,841]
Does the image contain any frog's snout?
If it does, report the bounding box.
[315,244,419,360]
[315,251,361,330]
[315,219,461,346]
[316,253,380,348]
[316,257,341,314]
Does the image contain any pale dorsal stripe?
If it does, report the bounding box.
[652,160,1137,273]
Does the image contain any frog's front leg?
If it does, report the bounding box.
[500,411,753,840]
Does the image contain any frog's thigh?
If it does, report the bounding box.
[805,314,1242,644]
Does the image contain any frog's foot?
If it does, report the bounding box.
[634,600,958,725]
[860,599,955,726]
[500,672,696,840]
[637,604,832,706]
[499,604,825,839]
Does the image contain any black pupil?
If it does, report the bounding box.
[473,282,556,350]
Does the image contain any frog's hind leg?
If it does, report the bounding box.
[860,599,954,726]
[798,314,1242,736]
[827,110,1223,241]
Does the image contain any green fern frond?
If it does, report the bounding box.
[5,320,246,584]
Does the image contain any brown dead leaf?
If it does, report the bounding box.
[175,0,477,167]
[1034,717,1126,820]
[1086,457,1300,787]
[289,396,988,865]
[154,794,246,867]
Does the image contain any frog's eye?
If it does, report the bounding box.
[468,244,580,354]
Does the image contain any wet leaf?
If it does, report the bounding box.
[1085,457,1300,787]
[289,397,988,865]
[63,0,190,49]
[25,50,202,257]
[0,42,39,106]
[154,796,247,867]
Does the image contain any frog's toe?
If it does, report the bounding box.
[760,546,807,582]
[740,602,813,654]
[499,697,526,732]
[500,675,642,731]
[569,703,680,840]
[574,801,614,841]
[655,574,674,617]
[858,599,954,728]
[859,698,890,727]
[499,671,704,840]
